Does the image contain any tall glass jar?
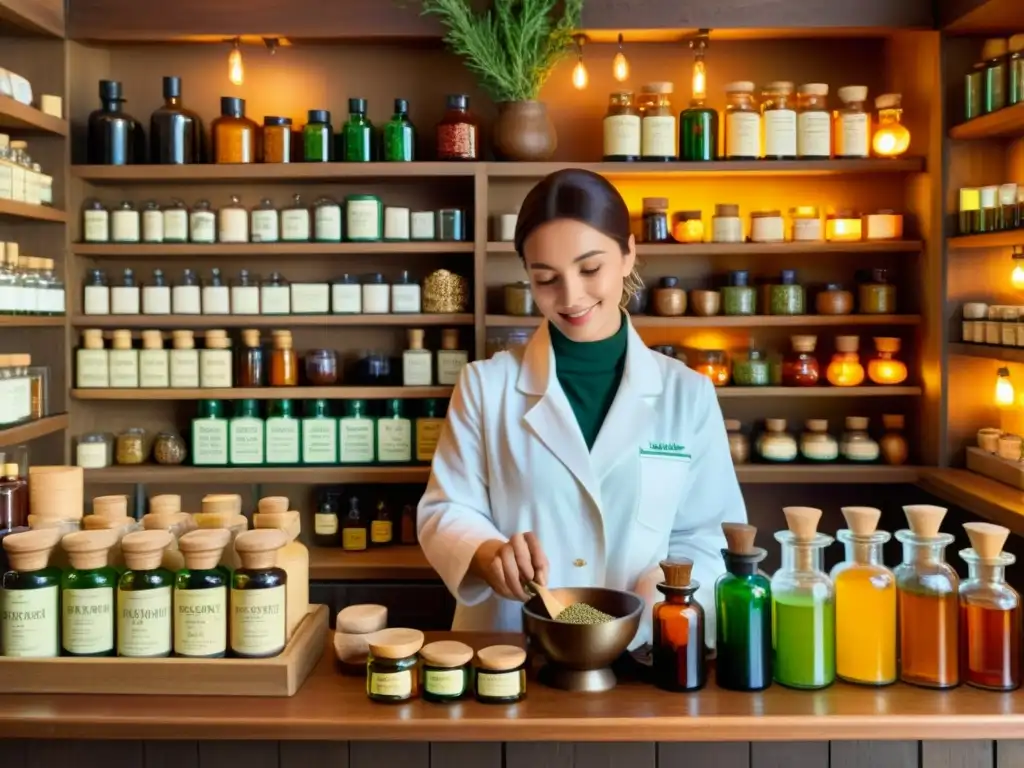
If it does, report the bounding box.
[724,81,760,160]
[652,558,706,692]
[761,81,797,160]
[722,270,756,315]
[639,82,676,161]
[983,38,1008,114]
[796,83,831,159]
[603,91,641,162]
[715,533,772,691]
[261,117,292,163]
[834,86,871,159]
[211,97,257,164]
[303,110,333,163]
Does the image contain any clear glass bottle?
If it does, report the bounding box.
[403,329,433,386]
[0,528,62,658]
[251,198,279,242]
[757,418,798,463]
[652,557,706,691]
[189,200,216,244]
[218,195,249,243]
[237,328,265,387]
[82,198,110,242]
[437,328,468,385]
[111,201,140,243]
[212,97,257,164]
[169,330,200,388]
[281,194,311,242]
[83,268,110,316]
[202,268,230,315]
[639,82,676,161]
[313,196,343,243]
[230,529,287,658]
[15,256,36,314]
[383,98,415,162]
[163,198,189,243]
[799,419,838,462]
[436,94,479,161]
[840,416,880,462]
[60,530,119,656]
[200,330,233,388]
[111,267,140,315]
[174,529,231,658]
[0,134,14,201]
[715,523,772,691]
[141,200,164,242]
[796,83,831,159]
[761,81,797,159]
[117,530,174,658]
[270,331,298,386]
[231,269,260,315]
[172,268,201,314]
[834,86,871,158]
[724,81,760,159]
[342,98,374,162]
[142,268,170,315]
[872,94,911,158]
[0,248,18,315]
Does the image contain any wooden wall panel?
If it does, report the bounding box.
[279,742,349,768]
[349,742,428,768]
[659,742,750,768]
[996,741,1024,768]
[143,741,200,768]
[504,743,575,768]
[430,743,502,768]
[830,741,918,768]
[922,741,994,768]
[750,742,829,768]
[198,742,278,768]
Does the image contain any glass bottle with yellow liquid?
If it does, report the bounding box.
[830,506,896,686]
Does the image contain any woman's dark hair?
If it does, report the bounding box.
[513,169,632,259]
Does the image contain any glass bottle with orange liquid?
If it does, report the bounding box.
[830,506,896,686]
[894,504,959,688]
[652,557,706,692]
[959,522,1021,691]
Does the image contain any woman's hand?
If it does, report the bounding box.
[471,532,550,602]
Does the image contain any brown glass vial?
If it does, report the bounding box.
[212,97,257,164]
[237,329,265,387]
[371,499,394,547]
[270,331,298,387]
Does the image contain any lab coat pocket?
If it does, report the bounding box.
[635,454,690,532]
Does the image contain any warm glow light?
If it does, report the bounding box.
[612,34,629,82]
[827,356,865,387]
[572,60,589,90]
[867,337,908,385]
[228,41,244,86]
[996,367,1015,407]
[694,363,731,387]
[825,216,863,242]
[1012,257,1024,290]
[692,58,707,102]
[872,94,911,158]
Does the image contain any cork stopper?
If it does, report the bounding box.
[111,329,133,350]
[92,494,128,518]
[783,506,822,541]
[3,462,17,477]
[205,333,231,350]
[368,628,425,660]
[258,496,289,514]
[841,506,881,536]
[835,335,860,353]
[82,329,105,349]
[202,494,241,516]
[659,557,694,587]
[242,329,261,348]
[234,529,287,569]
[715,203,740,217]
[121,530,173,571]
[805,419,828,433]
[149,494,181,514]
[722,522,757,554]
[172,330,195,350]
[62,529,118,570]
[143,511,195,534]
[141,330,163,350]
[903,504,947,538]
[875,337,901,354]
[421,640,473,668]
[791,335,817,353]
[178,529,232,570]
[845,416,869,430]
[254,510,301,541]
[765,418,787,432]
[477,644,527,671]
[2,528,62,571]
[964,522,1010,561]
[441,329,459,351]
[407,329,425,350]
[337,604,388,634]
[724,418,741,432]
[882,414,905,429]
[272,332,292,350]
[83,514,134,531]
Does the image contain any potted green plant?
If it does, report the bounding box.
[417,0,583,161]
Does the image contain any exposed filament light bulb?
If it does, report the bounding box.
[612,33,629,82]
[228,38,244,86]
[572,34,588,90]
[692,57,707,101]
[1012,247,1024,290]
[996,367,1015,407]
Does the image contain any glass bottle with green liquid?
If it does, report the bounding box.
[771,506,835,689]
[383,98,415,162]
[175,529,231,658]
[341,98,374,162]
[715,522,772,691]
[1,528,63,658]
[60,529,120,657]
[117,530,174,658]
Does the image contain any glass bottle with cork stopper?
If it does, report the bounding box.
[174,528,231,658]
[200,329,232,388]
[211,97,257,164]
[139,329,169,388]
[895,504,959,688]
[117,530,174,658]
[603,91,641,161]
[826,335,865,387]
[437,328,468,385]
[475,644,527,703]
[237,328,265,387]
[834,86,871,158]
[715,522,772,691]
[724,81,761,159]
[0,461,27,529]
[421,640,473,702]
[108,328,139,388]
[170,330,199,387]
[76,328,109,388]
[253,499,310,644]
[60,529,120,657]
[781,335,819,387]
[1,528,62,657]
[880,414,909,465]
[959,522,1020,691]
[771,506,836,689]
[367,627,425,703]
[230,529,288,658]
[436,94,479,161]
[639,82,676,160]
[652,556,706,692]
[831,507,896,686]
[403,328,433,386]
[270,330,297,387]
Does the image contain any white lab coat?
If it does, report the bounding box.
[417,317,747,648]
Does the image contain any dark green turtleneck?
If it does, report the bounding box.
[549,315,628,450]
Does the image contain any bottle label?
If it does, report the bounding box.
[76,349,110,388]
[108,350,140,388]
[1,585,59,657]
[231,286,261,315]
[302,419,338,464]
[362,284,390,314]
[83,210,109,242]
[193,419,229,465]
[230,585,286,656]
[266,417,301,464]
[261,285,291,315]
[837,113,869,157]
[281,210,311,241]
[641,115,676,158]
[163,209,189,242]
[170,350,200,388]
[726,111,761,158]
[477,670,521,698]
[416,417,445,462]
[139,350,170,388]
[347,200,381,240]
[142,285,171,315]
[110,285,141,315]
[378,420,412,462]
[0,165,12,200]
[342,527,367,550]
[0,285,19,313]
[111,211,140,242]
[403,351,433,386]
[425,669,464,696]
[371,520,393,544]
[315,205,343,241]
[437,350,468,386]
[172,284,202,315]
[76,441,109,469]
[315,513,338,535]
[10,165,24,202]
[797,111,832,157]
[331,284,362,314]
[190,211,216,243]
[199,349,232,388]
[251,210,279,242]
[369,670,411,697]
[391,286,421,314]
[62,587,114,654]
[142,209,164,243]
[603,114,641,158]
[202,286,231,315]
[218,208,249,243]
[230,418,265,464]
[339,419,375,463]
[763,109,797,157]
[841,440,881,462]
[117,586,172,657]
[174,586,227,657]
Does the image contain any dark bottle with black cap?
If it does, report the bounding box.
[150,76,203,164]
[87,80,143,165]
[383,98,415,162]
[341,98,374,162]
[211,96,257,164]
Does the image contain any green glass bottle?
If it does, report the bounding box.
[231,529,288,659]
[679,100,719,161]
[1,528,62,658]
[377,398,412,463]
[175,529,231,658]
[715,523,772,691]
[192,399,229,466]
[302,399,338,465]
[342,97,374,162]
[303,109,333,163]
[60,530,119,657]
[265,399,300,466]
[229,398,265,466]
[117,530,174,658]
[339,399,376,464]
[383,98,415,162]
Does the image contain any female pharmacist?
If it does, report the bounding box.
[418,169,747,647]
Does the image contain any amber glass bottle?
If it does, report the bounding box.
[270,331,297,386]
[238,329,265,387]
[653,557,707,692]
[212,97,257,164]
[341,495,368,551]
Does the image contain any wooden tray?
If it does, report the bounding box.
[966,447,1024,490]
[0,603,328,697]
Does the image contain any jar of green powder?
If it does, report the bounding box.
[731,348,771,386]
[770,269,805,315]
[303,110,333,162]
[722,270,756,315]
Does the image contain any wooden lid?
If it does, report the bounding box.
[420,640,473,668]
[242,329,260,347]
[82,330,105,348]
[83,514,134,531]
[149,494,181,514]
[903,504,947,537]
[790,335,817,353]
[92,494,129,518]
[407,329,425,349]
[27,514,77,532]
[882,414,905,429]
[659,557,693,587]
[477,644,527,671]
[367,628,425,660]
[835,335,860,353]
[202,494,241,516]
[805,419,828,432]
[722,522,757,554]
[172,330,195,349]
[272,333,293,350]
[121,530,173,571]
[783,506,822,541]
[62,529,118,570]
[257,496,289,514]
[964,522,1010,560]
[441,329,459,350]
[205,335,231,350]
[724,419,741,431]
[111,329,133,349]
[874,337,901,354]
[254,510,301,541]
[337,604,388,635]
[845,416,869,430]
[179,529,232,570]
[765,418,787,432]
[141,330,163,349]
[841,506,881,535]
[2,528,62,571]
[234,529,287,569]
[143,511,196,533]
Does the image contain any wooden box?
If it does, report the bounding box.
[0,604,329,697]
[966,447,1024,490]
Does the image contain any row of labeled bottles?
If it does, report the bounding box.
[0,244,65,315]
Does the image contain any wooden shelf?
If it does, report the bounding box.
[84,465,432,484]
[0,199,66,223]
[487,158,926,178]
[488,240,924,256]
[309,546,436,581]
[736,464,919,484]
[0,0,63,37]
[72,386,453,401]
[486,314,922,328]
[0,95,67,136]
[73,241,475,257]
[948,231,1024,250]
[949,102,1024,141]
[716,386,920,398]
[917,468,1024,537]
[70,313,474,329]
[0,314,64,327]
[71,162,478,183]
[949,342,1024,363]
[0,413,67,448]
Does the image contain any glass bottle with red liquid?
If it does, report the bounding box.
[781,335,820,386]
[652,557,706,692]
[894,504,960,688]
[959,522,1021,691]
[436,95,479,161]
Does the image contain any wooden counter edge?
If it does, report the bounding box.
[916,467,1024,536]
